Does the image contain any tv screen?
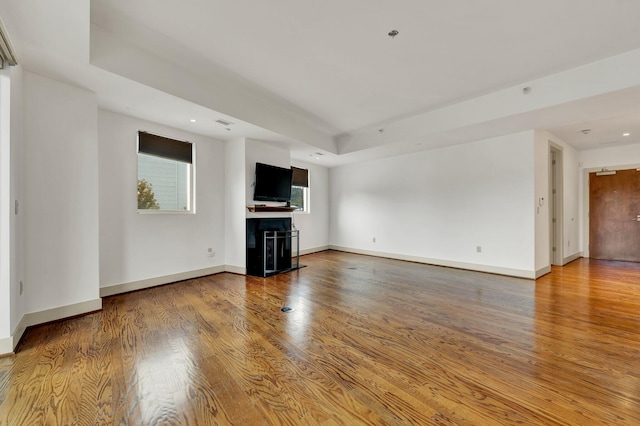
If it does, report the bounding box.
[253,162,293,202]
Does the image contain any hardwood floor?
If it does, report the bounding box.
[1,251,640,425]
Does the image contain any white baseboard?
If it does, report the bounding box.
[300,245,329,256]
[329,245,536,279]
[1,298,102,356]
[25,298,103,329]
[0,337,13,356]
[100,265,226,297]
[563,252,583,265]
[536,266,552,278]
[10,315,29,352]
[225,265,246,275]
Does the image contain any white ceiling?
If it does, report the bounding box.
[548,111,640,151]
[5,0,640,166]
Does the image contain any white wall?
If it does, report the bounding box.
[245,139,291,209]
[579,144,640,170]
[534,131,550,273]
[330,131,537,277]
[225,138,246,272]
[545,132,581,262]
[23,72,100,313]
[9,65,24,333]
[291,159,329,253]
[98,110,226,287]
[223,139,330,271]
[244,139,294,219]
[561,144,580,261]
[244,140,331,253]
[0,66,11,343]
[533,130,581,274]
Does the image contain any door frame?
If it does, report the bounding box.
[549,143,563,266]
[582,162,640,259]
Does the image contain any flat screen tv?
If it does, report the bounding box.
[253,162,293,202]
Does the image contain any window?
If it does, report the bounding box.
[291,166,309,213]
[137,131,194,213]
[290,186,308,211]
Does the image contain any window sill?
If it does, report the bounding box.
[137,209,195,215]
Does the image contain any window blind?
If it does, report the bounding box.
[291,166,309,187]
[138,131,192,164]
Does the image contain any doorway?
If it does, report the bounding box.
[589,168,640,262]
[549,144,563,266]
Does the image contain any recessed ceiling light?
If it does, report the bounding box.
[190,119,196,122]
[623,132,630,136]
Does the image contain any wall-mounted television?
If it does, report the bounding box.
[253,162,293,202]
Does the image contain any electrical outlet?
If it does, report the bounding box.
[476,246,482,253]
[207,248,215,257]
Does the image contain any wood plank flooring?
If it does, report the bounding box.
[2,251,640,425]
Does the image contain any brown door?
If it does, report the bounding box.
[590,169,640,262]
